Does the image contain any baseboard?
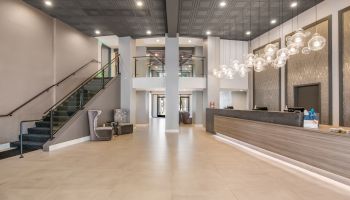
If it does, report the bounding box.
[48,136,90,151]
[0,143,10,152]
[214,133,350,191]
[166,129,179,133]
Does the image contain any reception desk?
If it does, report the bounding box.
[206,108,350,184]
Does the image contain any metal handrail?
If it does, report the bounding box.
[0,59,98,118]
[43,56,119,116]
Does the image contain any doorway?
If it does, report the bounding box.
[101,44,111,76]
[294,83,321,114]
[157,96,166,117]
[180,96,190,112]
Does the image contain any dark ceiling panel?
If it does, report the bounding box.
[178,0,324,40]
[23,0,167,38]
[23,0,323,40]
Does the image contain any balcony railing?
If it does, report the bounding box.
[134,56,205,78]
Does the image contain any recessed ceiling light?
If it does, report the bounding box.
[146,30,152,35]
[155,53,159,57]
[245,31,251,36]
[95,30,101,35]
[136,1,143,7]
[219,1,227,7]
[270,19,277,24]
[290,2,298,8]
[206,30,212,35]
[188,39,192,43]
[156,39,160,43]
[44,0,53,7]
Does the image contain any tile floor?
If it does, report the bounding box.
[0,118,350,200]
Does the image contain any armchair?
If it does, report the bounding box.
[88,110,113,141]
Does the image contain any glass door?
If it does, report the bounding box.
[180,96,190,112]
[157,96,166,117]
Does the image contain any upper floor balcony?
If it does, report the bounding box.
[133,55,205,78]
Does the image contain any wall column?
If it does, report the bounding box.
[165,36,180,132]
[119,37,136,123]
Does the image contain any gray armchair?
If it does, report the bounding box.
[88,110,113,141]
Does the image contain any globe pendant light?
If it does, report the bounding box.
[302,46,311,54]
[308,0,326,52]
[264,54,275,64]
[277,48,290,60]
[232,60,240,72]
[264,44,278,56]
[245,53,255,68]
[308,33,326,51]
[254,57,267,72]
[287,42,300,55]
[273,57,286,68]
[239,64,248,77]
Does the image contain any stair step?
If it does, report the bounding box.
[28,127,51,135]
[10,141,44,149]
[35,121,61,128]
[43,115,71,122]
[20,134,51,142]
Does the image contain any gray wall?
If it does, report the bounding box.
[43,77,121,151]
[232,91,248,110]
[286,20,330,124]
[192,91,203,124]
[136,91,149,124]
[341,9,350,127]
[0,0,98,144]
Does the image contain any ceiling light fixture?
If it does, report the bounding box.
[136,1,143,7]
[188,39,192,43]
[156,39,160,43]
[146,30,152,35]
[290,2,298,8]
[44,0,53,7]
[245,31,251,36]
[95,30,101,35]
[270,19,277,24]
[219,1,227,7]
[206,30,211,35]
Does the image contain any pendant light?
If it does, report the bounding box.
[264,0,278,61]
[253,0,267,72]
[308,0,326,51]
[245,0,256,69]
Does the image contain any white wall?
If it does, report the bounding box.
[136,91,149,124]
[0,0,98,144]
[232,91,248,110]
[250,0,350,126]
[219,40,249,91]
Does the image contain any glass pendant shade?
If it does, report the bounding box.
[245,53,256,68]
[232,60,240,72]
[239,65,248,77]
[273,58,286,68]
[308,33,326,51]
[290,29,309,47]
[254,57,267,72]
[264,54,274,64]
[213,68,218,76]
[264,44,277,56]
[277,48,290,60]
[302,47,311,55]
[287,43,300,55]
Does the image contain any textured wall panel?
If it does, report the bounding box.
[342,10,350,127]
[286,20,330,124]
[253,41,281,111]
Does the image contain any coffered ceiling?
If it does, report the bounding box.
[24,0,323,40]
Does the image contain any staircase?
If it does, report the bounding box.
[10,77,112,150]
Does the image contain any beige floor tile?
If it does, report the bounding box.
[0,118,349,200]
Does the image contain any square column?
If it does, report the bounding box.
[119,37,136,123]
[165,36,179,132]
[205,36,221,109]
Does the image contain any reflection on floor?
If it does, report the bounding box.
[0,118,349,200]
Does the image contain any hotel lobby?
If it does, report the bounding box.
[1,0,350,199]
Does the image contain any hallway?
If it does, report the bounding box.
[0,119,349,200]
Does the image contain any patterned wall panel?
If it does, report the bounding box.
[253,41,281,111]
[286,19,330,124]
[341,9,350,127]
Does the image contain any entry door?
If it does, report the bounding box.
[157,96,166,117]
[180,96,190,112]
[294,84,321,114]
